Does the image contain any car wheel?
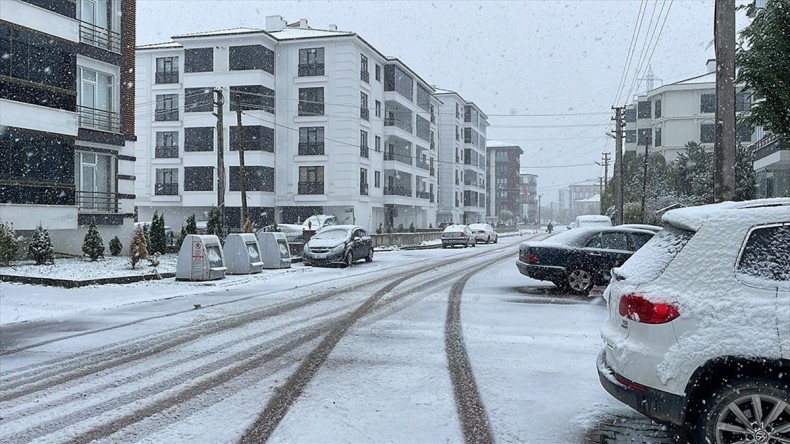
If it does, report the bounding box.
[344,251,354,268]
[694,378,790,444]
[365,247,373,262]
[486,236,491,244]
[494,236,498,244]
[566,268,593,295]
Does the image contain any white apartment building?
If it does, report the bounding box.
[434,90,488,225]
[1,0,137,255]
[135,17,439,233]
[624,59,754,162]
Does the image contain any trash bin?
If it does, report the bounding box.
[224,233,263,274]
[256,231,292,269]
[176,235,227,281]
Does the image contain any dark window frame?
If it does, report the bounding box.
[298,47,325,76]
[298,126,325,155]
[183,166,214,191]
[298,87,324,116]
[154,168,178,195]
[229,45,274,74]
[155,131,179,158]
[184,127,214,152]
[155,94,179,121]
[155,56,179,84]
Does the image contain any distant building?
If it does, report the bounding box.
[557,182,599,219]
[0,0,137,254]
[520,173,538,224]
[486,143,523,223]
[752,135,789,198]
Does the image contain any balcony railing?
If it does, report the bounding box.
[360,107,369,121]
[384,186,412,197]
[76,190,119,212]
[753,135,785,161]
[298,181,324,195]
[79,21,120,53]
[384,117,412,133]
[360,182,369,195]
[384,151,412,165]
[155,71,179,84]
[78,105,120,133]
[360,70,370,83]
[416,190,430,200]
[155,183,178,196]
[298,143,325,156]
[155,145,179,158]
[298,63,325,77]
[416,161,430,171]
[155,109,179,121]
[360,146,369,158]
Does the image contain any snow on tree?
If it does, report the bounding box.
[149,211,167,255]
[28,224,54,265]
[109,236,123,256]
[206,207,224,243]
[0,219,19,266]
[242,218,255,233]
[175,214,197,251]
[81,220,105,261]
[129,226,148,269]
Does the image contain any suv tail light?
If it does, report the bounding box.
[618,294,679,324]
[527,253,539,263]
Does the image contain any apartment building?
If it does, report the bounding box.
[752,134,789,198]
[624,59,754,162]
[519,173,538,224]
[0,0,137,254]
[487,143,523,223]
[135,17,439,232]
[434,90,488,225]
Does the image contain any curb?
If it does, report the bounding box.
[0,272,177,289]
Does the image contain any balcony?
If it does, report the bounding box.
[416,190,430,200]
[384,151,412,165]
[298,181,324,195]
[78,106,120,133]
[416,160,429,171]
[360,146,369,158]
[76,190,119,212]
[384,186,412,197]
[79,21,120,53]
[753,135,786,161]
[155,71,179,84]
[384,117,412,134]
[155,145,179,158]
[154,183,178,196]
[360,182,369,195]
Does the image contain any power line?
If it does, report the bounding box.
[614,0,648,105]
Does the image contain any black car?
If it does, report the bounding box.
[516,227,655,295]
[303,225,373,267]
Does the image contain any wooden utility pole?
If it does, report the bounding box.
[213,88,225,232]
[595,152,611,214]
[611,107,625,225]
[641,142,649,222]
[714,0,737,202]
[235,93,248,229]
[599,177,605,215]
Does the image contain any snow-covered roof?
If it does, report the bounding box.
[269,28,354,40]
[672,71,715,85]
[137,41,182,50]
[173,27,268,39]
[576,195,601,203]
[663,198,790,231]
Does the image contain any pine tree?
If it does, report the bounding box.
[0,220,19,266]
[28,224,54,265]
[735,143,757,201]
[175,214,198,251]
[149,211,167,255]
[82,220,105,261]
[129,226,148,269]
[109,236,123,256]
[206,207,224,243]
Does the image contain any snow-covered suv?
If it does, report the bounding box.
[598,198,790,444]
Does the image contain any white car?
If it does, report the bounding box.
[441,225,475,248]
[574,214,612,228]
[598,198,790,444]
[278,215,338,242]
[468,223,498,244]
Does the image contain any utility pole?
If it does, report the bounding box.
[611,107,625,225]
[594,152,611,214]
[213,88,225,232]
[537,194,542,228]
[598,177,605,215]
[641,142,649,222]
[714,0,737,202]
[235,93,248,229]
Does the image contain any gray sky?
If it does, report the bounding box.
[137,0,747,204]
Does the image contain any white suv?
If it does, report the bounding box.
[598,199,790,444]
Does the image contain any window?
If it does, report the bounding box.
[229,166,274,192]
[430,104,435,123]
[360,130,369,158]
[230,125,274,152]
[654,99,662,118]
[374,170,381,188]
[298,48,324,76]
[184,127,213,152]
[700,93,716,113]
[416,115,430,141]
[655,127,662,147]
[625,108,636,123]
[464,105,472,123]
[375,135,381,152]
[155,56,179,84]
[637,128,652,146]
[360,168,368,195]
[299,87,324,116]
[735,92,752,112]
[0,127,74,204]
[0,24,76,94]
[184,48,213,73]
[78,67,117,132]
[229,45,274,74]
[455,103,460,119]
[75,151,113,211]
[155,94,178,121]
[630,233,653,250]
[155,168,178,195]
[455,125,460,141]
[230,85,275,114]
[298,127,324,155]
[637,101,651,119]
[416,85,430,111]
[360,92,369,120]
[737,225,790,282]
[625,130,637,143]
[155,131,178,158]
[384,65,413,100]
[298,166,324,194]
[375,64,381,81]
[600,232,629,250]
[184,87,213,113]
[78,0,120,52]
[375,100,381,118]
[183,166,213,191]
[360,54,369,83]
[700,123,715,143]
[736,125,752,143]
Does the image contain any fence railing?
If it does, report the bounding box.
[76,190,119,212]
[79,21,121,53]
[78,105,120,133]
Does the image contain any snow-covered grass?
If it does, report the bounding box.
[0,254,177,279]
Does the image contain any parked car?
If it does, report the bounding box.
[573,214,612,228]
[620,223,662,233]
[441,225,476,248]
[279,215,338,243]
[302,225,373,267]
[468,223,498,244]
[598,198,790,444]
[516,226,655,295]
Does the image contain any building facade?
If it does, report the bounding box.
[135,17,439,233]
[752,135,789,198]
[1,0,137,254]
[519,173,538,224]
[487,143,523,224]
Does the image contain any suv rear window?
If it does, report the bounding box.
[737,224,790,282]
[615,226,694,284]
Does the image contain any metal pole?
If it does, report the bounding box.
[714,0,737,202]
[235,93,248,229]
[214,88,225,233]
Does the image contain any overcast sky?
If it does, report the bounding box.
[137,0,750,204]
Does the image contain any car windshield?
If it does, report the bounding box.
[312,228,350,240]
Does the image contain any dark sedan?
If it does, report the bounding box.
[303,225,373,267]
[516,227,655,295]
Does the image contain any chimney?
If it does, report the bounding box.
[299,18,308,29]
[706,58,716,73]
[328,24,337,31]
[265,15,286,32]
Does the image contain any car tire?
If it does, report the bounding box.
[694,378,790,444]
[494,236,498,243]
[344,251,354,268]
[486,236,491,244]
[365,247,373,262]
[566,268,593,295]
